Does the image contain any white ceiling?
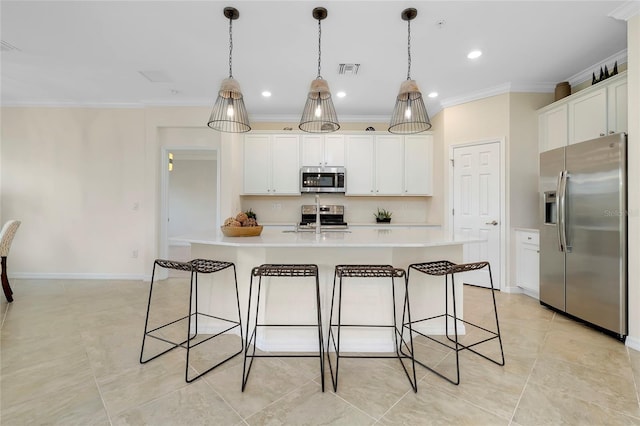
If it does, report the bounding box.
[0,1,630,122]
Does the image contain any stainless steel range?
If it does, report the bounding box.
[299,205,348,229]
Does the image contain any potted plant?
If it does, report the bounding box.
[374,208,392,223]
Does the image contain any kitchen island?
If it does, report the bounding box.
[173,227,483,352]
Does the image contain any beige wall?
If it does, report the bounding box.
[1,107,146,276]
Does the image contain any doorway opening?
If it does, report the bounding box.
[160,147,220,273]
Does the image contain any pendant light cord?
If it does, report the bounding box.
[407,19,412,80]
[317,18,322,79]
[228,17,234,78]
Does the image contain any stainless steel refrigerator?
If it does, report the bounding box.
[539,132,627,339]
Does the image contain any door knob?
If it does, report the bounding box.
[485,220,498,226]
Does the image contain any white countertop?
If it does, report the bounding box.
[173,227,483,248]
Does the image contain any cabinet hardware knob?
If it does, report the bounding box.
[527,237,532,240]
[609,131,615,134]
[600,133,605,136]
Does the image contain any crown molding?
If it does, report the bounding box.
[564,49,627,86]
[608,1,640,21]
[440,83,512,109]
[0,100,144,108]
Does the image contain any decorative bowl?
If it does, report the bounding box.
[221,225,263,237]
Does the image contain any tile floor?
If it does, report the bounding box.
[1,278,639,425]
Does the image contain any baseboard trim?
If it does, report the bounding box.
[626,335,640,352]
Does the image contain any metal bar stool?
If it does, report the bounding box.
[404,260,504,385]
[327,265,417,392]
[242,264,324,392]
[140,258,243,383]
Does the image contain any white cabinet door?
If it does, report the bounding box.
[404,134,433,195]
[301,135,345,167]
[375,135,404,195]
[516,230,540,297]
[569,87,607,144]
[300,135,324,166]
[607,79,627,135]
[539,104,568,152]
[271,135,300,194]
[345,135,375,195]
[323,134,345,166]
[244,134,299,195]
[244,134,271,194]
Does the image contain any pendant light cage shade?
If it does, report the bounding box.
[388,80,431,134]
[388,8,431,134]
[208,78,251,133]
[208,7,251,133]
[299,78,340,133]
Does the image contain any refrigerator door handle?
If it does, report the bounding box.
[558,170,568,253]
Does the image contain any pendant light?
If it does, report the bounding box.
[208,7,251,133]
[388,8,431,134]
[299,7,340,133]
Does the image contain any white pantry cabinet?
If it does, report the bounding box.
[515,229,539,298]
[243,134,300,195]
[538,71,627,152]
[300,134,345,167]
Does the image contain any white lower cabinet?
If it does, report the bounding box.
[515,229,539,298]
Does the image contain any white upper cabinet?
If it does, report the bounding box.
[300,134,345,167]
[568,87,607,144]
[607,78,627,136]
[539,104,568,152]
[538,72,627,152]
[244,134,300,195]
[345,134,433,196]
[404,134,433,195]
[345,135,375,195]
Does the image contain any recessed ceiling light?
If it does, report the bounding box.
[336,91,346,98]
[261,91,272,97]
[467,50,482,59]
[427,92,438,98]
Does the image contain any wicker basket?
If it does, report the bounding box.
[221,225,263,237]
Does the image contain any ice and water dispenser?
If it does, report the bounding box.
[544,191,557,225]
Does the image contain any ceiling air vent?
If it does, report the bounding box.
[338,63,360,75]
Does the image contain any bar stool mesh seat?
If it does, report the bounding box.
[140,258,243,383]
[404,260,504,385]
[327,265,417,392]
[242,264,324,392]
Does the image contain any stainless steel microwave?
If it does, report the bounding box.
[300,166,346,193]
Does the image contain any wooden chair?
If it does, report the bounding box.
[1,220,21,303]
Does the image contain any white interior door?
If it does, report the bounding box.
[452,141,501,289]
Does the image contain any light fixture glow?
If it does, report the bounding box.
[207,7,251,133]
[262,91,272,97]
[467,50,482,59]
[388,8,431,134]
[299,7,340,133]
[168,152,174,171]
[336,91,346,98]
[428,92,438,98]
